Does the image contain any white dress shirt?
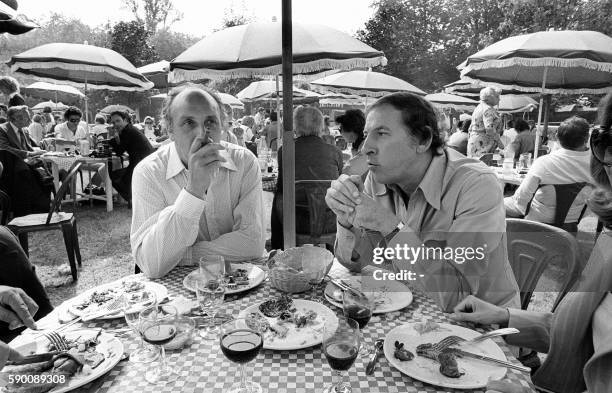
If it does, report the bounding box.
[504,147,593,223]
[27,122,45,143]
[130,142,266,279]
[54,122,88,141]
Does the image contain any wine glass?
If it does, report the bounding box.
[322,317,360,393]
[306,269,326,302]
[219,318,264,393]
[195,272,226,340]
[140,304,179,384]
[342,290,374,357]
[122,289,158,363]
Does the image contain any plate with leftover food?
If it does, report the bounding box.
[183,263,266,295]
[324,275,413,314]
[383,322,507,389]
[238,295,338,350]
[3,329,123,393]
[67,279,167,320]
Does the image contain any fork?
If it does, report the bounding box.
[433,328,520,351]
[418,345,531,373]
[44,330,71,351]
[82,293,127,321]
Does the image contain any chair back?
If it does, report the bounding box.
[506,218,581,310]
[524,182,591,231]
[335,136,347,151]
[479,153,495,166]
[0,189,10,225]
[46,162,82,225]
[294,180,337,247]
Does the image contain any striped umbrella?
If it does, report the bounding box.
[311,70,426,97]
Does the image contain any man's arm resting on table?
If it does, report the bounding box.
[504,308,552,354]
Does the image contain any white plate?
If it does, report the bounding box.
[324,275,413,314]
[237,299,338,351]
[67,280,168,320]
[183,263,266,295]
[9,329,123,393]
[384,322,507,389]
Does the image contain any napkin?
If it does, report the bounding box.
[161,296,199,316]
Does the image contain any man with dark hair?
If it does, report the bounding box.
[108,110,154,204]
[54,106,88,142]
[505,116,593,229]
[130,84,265,278]
[325,92,519,312]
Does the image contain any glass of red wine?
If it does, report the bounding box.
[219,318,264,393]
[322,317,360,393]
[140,304,179,384]
[342,290,374,357]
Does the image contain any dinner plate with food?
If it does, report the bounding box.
[2,329,123,393]
[67,279,168,320]
[183,263,266,295]
[237,295,338,351]
[324,275,413,314]
[383,322,507,389]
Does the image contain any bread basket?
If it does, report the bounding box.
[267,246,334,293]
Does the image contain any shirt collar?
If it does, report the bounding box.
[165,142,238,180]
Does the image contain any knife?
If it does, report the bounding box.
[5,351,61,366]
[449,348,531,373]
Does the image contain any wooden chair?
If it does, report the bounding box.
[294,180,337,250]
[524,182,591,233]
[506,218,582,311]
[479,153,495,166]
[7,162,83,281]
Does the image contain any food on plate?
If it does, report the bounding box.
[416,343,464,378]
[225,268,250,289]
[258,295,294,317]
[246,312,270,332]
[3,353,85,393]
[393,341,414,361]
[73,280,146,311]
[278,309,317,328]
[414,321,447,335]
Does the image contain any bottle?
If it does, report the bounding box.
[267,155,273,173]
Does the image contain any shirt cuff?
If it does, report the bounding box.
[176,189,207,219]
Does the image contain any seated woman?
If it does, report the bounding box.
[508,118,536,161]
[54,106,88,144]
[270,106,343,249]
[452,92,612,393]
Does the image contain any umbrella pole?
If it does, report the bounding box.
[276,75,281,145]
[281,0,295,249]
[534,67,547,159]
[84,80,90,125]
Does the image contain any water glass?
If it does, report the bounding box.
[323,317,360,393]
[196,274,226,340]
[140,305,179,385]
[122,289,158,363]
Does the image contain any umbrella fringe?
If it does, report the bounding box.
[464,57,612,73]
[169,57,387,83]
[459,75,612,95]
[11,61,154,91]
[431,103,479,111]
[311,85,426,97]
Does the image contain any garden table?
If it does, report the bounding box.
[11,262,535,393]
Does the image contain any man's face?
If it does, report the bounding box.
[12,110,31,128]
[362,105,423,185]
[67,115,81,131]
[110,115,128,132]
[169,89,222,166]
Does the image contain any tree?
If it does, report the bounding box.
[109,20,157,67]
[220,1,253,30]
[150,28,199,61]
[122,0,183,33]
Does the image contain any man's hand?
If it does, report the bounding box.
[0,286,38,330]
[325,174,363,228]
[353,192,400,235]
[185,136,226,197]
[450,295,509,326]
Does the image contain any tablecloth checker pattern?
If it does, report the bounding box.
[62,265,534,393]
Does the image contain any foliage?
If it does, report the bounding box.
[208,77,259,96]
[122,0,183,33]
[218,0,254,30]
[109,20,157,67]
[150,28,200,61]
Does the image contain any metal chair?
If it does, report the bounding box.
[7,162,83,281]
[506,218,582,311]
[524,182,591,233]
[294,180,337,250]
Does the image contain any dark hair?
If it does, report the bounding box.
[461,119,471,133]
[557,116,589,149]
[587,93,612,228]
[6,105,28,121]
[367,93,443,155]
[43,106,52,113]
[507,120,515,128]
[514,119,529,132]
[63,106,82,120]
[94,115,106,124]
[335,109,365,148]
[161,83,225,133]
[110,110,130,121]
[270,111,278,122]
[457,120,464,129]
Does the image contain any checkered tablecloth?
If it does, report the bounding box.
[262,174,278,193]
[42,155,122,172]
[26,263,536,393]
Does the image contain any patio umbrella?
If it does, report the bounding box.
[498,95,538,114]
[31,101,69,112]
[100,104,135,114]
[137,60,170,89]
[459,30,612,157]
[236,80,319,101]
[443,79,531,98]
[8,43,153,123]
[310,70,426,97]
[150,92,245,109]
[0,1,37,35]
[425,92,478,111]
[23,82,85,104]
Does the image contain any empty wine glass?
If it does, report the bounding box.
[121,289,158,363]
[342,290,374,357]
[195,271,226,340]
[140,304,179,384]
[219,318,264,393]
[323,317,360,393]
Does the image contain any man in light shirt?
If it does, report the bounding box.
[505,116,593,229]
[54,107,88,142]
[130,84,266,279]
[325,92,519,312]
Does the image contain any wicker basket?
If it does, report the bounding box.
[267,246,334,293]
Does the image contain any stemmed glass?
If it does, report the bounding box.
[219,318,264,393]
[342,290,374,357]
[306,269,326,302]
[195,269,227,340]
[140,304,179,384]
[121,289,158,363]
[322,317,360,393]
